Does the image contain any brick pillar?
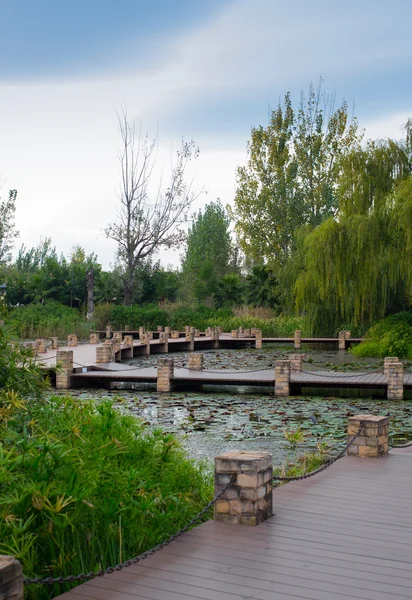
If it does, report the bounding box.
[171,330,180,339]
[50,337,59,350]
[386,359,404,400]
[255,329,262,349]
[67,333,77,347]
[251,327,257,336]
[345,330,351,340]
[244,328,251,337]
[26,341,39,356]
[105,325,112,339]
[165,326,171,338]
[112,331,123,344]
[195,329,201,337]
[159,331,169,352]
[0,556,23,600]
[338,331,346,350]
[124,324,129,331]
[275,360,290,396]
[214,450,273,526]
[185,330,195,351]
[210,327,219,348]
[96,343,114,363]
[217,326,223,335]
[188,353,204,370]
[157,358,174,392]
[36,338,46,353]
[231,329,238,338]
[239,326,244,336]
[347,415,389,457]
[294,330,301,350]
[89,333,99,344]
[384,357,399,378]
[123,334,134,359]
[157,326,164,332]
[139,326,145,340]
[289,353,302,371]
[56,350,73,389]
[140,334,151,356]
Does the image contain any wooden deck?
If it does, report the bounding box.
[55,448,412,600]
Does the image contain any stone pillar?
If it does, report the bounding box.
[244,328,251,337]
[289,353,302,371]
[36,339,46,353]
[386,359,404,400]
[112,331,123,344]
[214,450,273,526]
[157,358,174,392]
[345,330,351,340]
[56,350,73,389]
[50,337,59,350]
[251,327,257,337]
[231,329,238,338]
[157,326,164,332]
[171,330,180,339]
[139,326,145,340]
[185,330,195,351]
[347,415,389,457]
[210,327,219,348]
[338,331,346,351]
[140,334,151,356]
[255,329,262,349]
[89,333,99,344]
[26,341,39,356]
[217,326,223,335]
[188,353,204,370]
[96,343,114,363]
[159,332,169,352]
[165,326,171,338]
[105,324,112,339]
[195,329,201,337]
[124,324,129,331]
[67,333,78,347]
[294,330,301,350]
[123,334,134,359]
[0,555,23,600]
[384,357,399,378]
[239,326,244,336]
[275,359,290,396]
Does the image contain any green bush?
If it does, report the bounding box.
[8,301,90,340]
[0,396,212,599]
[352,312,412,359]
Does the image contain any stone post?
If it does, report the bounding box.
[157,358,174,392]
[159,331,169,352]
[123,334,134,359]
[0,555,23,600]
[294,330,301,350]
[244,328,251,337]
[275,359,290,396]
[112,331,123,344]
[56,350,73,389]
[140,333,151,356]
[36,339,46,353]
[157,326,164,332]
[26,341,39,356]
[289,353,302,371]
[210,327,219,348]
[384,357,399,378]
[50,337,59,350]
[195,329,201,337]
[255,329,262,349]
[251,327,257,336]
[96,343,114,363]
[217,326,223,335]
[214,450,273,526]
[171,330,180,339]
[89,333,99,344]
[124,324,129,331]
[231,329,238,338]
[105,324,112,339]
[239,326,244,336]
[347,415,389,457]
[338,331,346,351]
[188,353,204,370]
[67,333,77,347]
[185,330,195,351]
[165,326,171,338]
[345,330,351,340]
[139,326,145,340]
[386,359,404,400]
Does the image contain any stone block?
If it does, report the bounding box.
[347,415,388,458]
[67,333,77,347]
[289,353,302,371]
[89,333,99,344]
[255,329,262,349]
[294,330,302,350]
[0,555,23,600]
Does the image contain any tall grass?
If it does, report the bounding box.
[8,301,91,340]
[208,315,310,337]
[0,395,212,600]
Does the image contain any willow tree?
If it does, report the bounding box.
[231,81,361,269]
[295,123,412,334]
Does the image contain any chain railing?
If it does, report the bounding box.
[273,425,364,483]
[389,439,412,448]
[23,476,235,586]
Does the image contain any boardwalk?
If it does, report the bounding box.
[55,448,412,600]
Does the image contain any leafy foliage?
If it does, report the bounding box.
[8,301,91,339]
[352,312,412,359]
[0,188,19,264]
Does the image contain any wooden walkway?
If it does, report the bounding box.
[55,448,412,600]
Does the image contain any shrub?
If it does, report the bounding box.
[8,301,90,340]
[352,312,412,359]
[0,396,212,599]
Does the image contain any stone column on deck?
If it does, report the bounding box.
[56,350,73,389]
[347,415,389,457]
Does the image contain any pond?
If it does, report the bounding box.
[63,345,412,467]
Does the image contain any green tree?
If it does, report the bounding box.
[181,200,234,301]
[231,81,361,269]
[0,189,19,264]
[245,265,278,308]
[214,274,244,308]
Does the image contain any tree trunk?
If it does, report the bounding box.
[124,273,133,306]
[86,268,95,321]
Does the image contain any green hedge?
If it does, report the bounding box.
[352,312,412,359]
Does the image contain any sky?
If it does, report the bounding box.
[0,0,411,269]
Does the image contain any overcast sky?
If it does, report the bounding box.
[1,0,411,269]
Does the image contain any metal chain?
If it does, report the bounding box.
[274,425,364,483]
[23,476,235,586]
[300,369,380,379]
[389,439,412,448]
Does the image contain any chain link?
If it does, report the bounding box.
[389,439,412,448]
[273,425,364,483]
[23,476,235,586]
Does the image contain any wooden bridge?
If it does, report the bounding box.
[36,333,406,398]
[53,444,412,600]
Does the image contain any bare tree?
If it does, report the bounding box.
[0,188,19,264]
[105,109,200,305]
